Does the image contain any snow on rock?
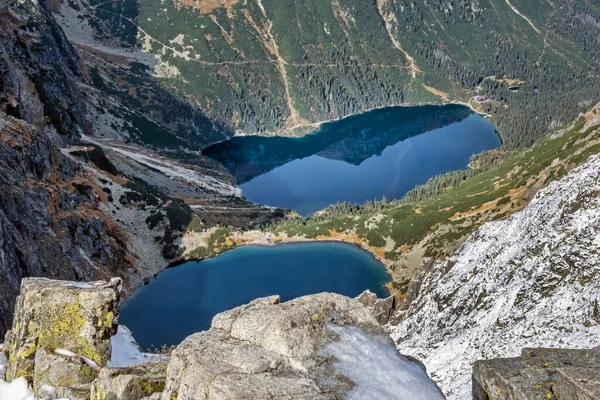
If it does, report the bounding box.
[54,349,100,370]
[391,154,600,399]
[322,325,445,400]
[108,325,165,368]
[2,343,32,400]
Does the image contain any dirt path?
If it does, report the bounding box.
[375,0,421,79]
[504,0,541,35]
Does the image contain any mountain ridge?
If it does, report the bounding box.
[391,150,600,398]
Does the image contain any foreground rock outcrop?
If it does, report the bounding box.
[3,278,121,398]
[161,293,441,400]
[473,348,600,400]
[1,278,443,399]
[391,153,600,398]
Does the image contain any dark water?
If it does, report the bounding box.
[204,105,501,215]
[120,242,390,350]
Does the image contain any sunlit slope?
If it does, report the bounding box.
[71,0,600,145]
[270,104,600,289]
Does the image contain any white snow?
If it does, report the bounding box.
[321,325,445,400]
[109,325,165,368]
[54,348,77,358]
[54,349,100,371]
[0,377,35,400]
[0,348,31,400]
[60,282,94,289]
[0,346,69,400]
[391,154,600,399]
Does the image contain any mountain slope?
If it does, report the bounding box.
[55,0,600,146]
[267,105,600,289]
[390,152,600,399]
[0,0,276,337]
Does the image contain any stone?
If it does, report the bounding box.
[372,296,396,324]
[90,359,168,400]
[356,290,396,324]
[33,348,97,400]
[473,348,600,400]
[356,290,377,306]
[3,277,121,384]
[161,292,434,400]
[141,394,162,400]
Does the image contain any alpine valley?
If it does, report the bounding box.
[0,0,600,399]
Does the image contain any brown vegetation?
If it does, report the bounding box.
[173,0,239,14]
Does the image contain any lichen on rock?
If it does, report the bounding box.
[33,348,97,400]
[91,358,168,400]
[1,278,442,400]
[4,277,121,386]
[473,348,600,400]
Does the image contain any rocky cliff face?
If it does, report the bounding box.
[0,0,85,143]
[0,115,136,336]
[0,278,444,400]
[391,153,600,398]
[0,0,273,338]
[473,348,600,400]
[0,0,138,336]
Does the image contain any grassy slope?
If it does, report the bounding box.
[269,105,600,290]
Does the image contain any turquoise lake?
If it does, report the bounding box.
[204,105,501,215]
[120,242,390,349]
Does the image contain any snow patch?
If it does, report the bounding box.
[0,377,35,400]
[109,325,165,368]
[61,282,93,289]
[321,325,444,400]
[54,348,100,370]
[54,348,77,358]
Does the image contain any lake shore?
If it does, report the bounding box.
[180,227,403,296]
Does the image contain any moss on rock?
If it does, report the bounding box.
[4,277,121,387]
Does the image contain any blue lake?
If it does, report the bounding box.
[204,105,501,215]
[120,242,390,350]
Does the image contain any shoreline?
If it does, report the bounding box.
[179,228,401,296]
[129,231,398,301]
[231,100,492,139]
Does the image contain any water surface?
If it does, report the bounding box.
[120,242,390,349]
[204,105,501,215]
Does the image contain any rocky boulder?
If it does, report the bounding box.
[356,290,396,324]
[33,348,98,400]
[3,277,121,385]
[161,293,444,400]
[473,348,600,400]
[91,358,168,400]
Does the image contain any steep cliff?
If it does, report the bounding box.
[391,152,600,398]
[0,0,85,142]
[0,115,134,336]
[0,0,274,338]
